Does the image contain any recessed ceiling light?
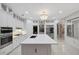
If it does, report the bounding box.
[25,11,29,14]
[59,10,63,14]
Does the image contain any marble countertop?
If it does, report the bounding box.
[21,34,57,44]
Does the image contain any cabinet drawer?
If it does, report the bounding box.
[21,44,51,55]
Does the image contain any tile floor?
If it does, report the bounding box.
[8,37,79,55]
[9,46,21,55]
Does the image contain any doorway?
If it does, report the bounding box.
[33,26,38,34]
[57,21,65,40]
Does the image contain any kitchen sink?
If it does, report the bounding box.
[30,35,36,38]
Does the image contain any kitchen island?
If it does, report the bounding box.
[21,34,57,55]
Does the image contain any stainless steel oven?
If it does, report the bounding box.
[0,27,13,49]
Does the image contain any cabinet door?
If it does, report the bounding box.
[46,25,54,39]
[35,45,50,55]
[39,25,44,34]
[21,44,51,55]
[13,38,18,48]
[21,44,36,55]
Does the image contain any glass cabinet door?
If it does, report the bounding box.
[46,25,54,39]
[39,25,44,34]
[67,25,72,37]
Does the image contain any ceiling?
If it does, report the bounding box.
[5,3,79,21]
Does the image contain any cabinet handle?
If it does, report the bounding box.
[35,48,37,53]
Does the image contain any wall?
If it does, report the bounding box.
[24,20,33,36]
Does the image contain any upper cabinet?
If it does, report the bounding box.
[0,9,24,31]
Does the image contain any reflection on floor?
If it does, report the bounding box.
[9,46,21,55]
[51,38,65,55]
[9,37,79,55]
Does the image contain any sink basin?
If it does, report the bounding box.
[30,35,36,38]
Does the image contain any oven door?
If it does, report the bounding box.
[1,27,12,33]
[1,37,8,45]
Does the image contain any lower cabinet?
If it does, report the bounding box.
[0,44,13,55]
[21,44,51,55]
[0,35,27,55]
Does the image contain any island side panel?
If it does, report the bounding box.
[21,44,52,55]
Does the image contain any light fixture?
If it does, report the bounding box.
[25,11,29,14]
[59,10,63,14]
[40,9,48,20]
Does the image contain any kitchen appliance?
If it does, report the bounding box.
[0,27,13,49]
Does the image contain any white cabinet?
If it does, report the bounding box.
[21,44,51,55]
[65,18,79,54]
[13,34,27,48]
[21,34,57,55]
[0,44,13,55]
[0,34,27,55]
[0,9,24,28]
[13,38,18,48]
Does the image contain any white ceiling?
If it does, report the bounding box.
[6,3,79,20]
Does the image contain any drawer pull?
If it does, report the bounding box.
[35,48,37,53]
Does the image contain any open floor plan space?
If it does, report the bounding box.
[0,3,79,55]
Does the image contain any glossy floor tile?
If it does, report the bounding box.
[9,38,64,55]
[9,38,79,55]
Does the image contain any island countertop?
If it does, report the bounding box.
[21,34,57,44]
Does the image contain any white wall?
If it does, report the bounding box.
[25,20,33,36]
